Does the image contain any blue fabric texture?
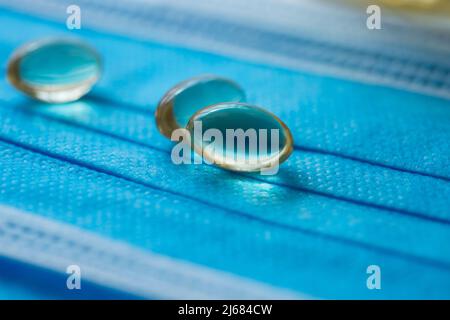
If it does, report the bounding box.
[0,4,449,299]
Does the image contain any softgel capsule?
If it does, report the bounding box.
[7,38,101,103]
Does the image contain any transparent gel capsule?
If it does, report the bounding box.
[186,103,293,173]
[7,38,101,103]
[156,75,245,138]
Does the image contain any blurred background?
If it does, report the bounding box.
[0,0,449,300]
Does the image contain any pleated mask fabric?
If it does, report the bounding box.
[0,0,449,299]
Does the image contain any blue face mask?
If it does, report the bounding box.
[0,1,449,299]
